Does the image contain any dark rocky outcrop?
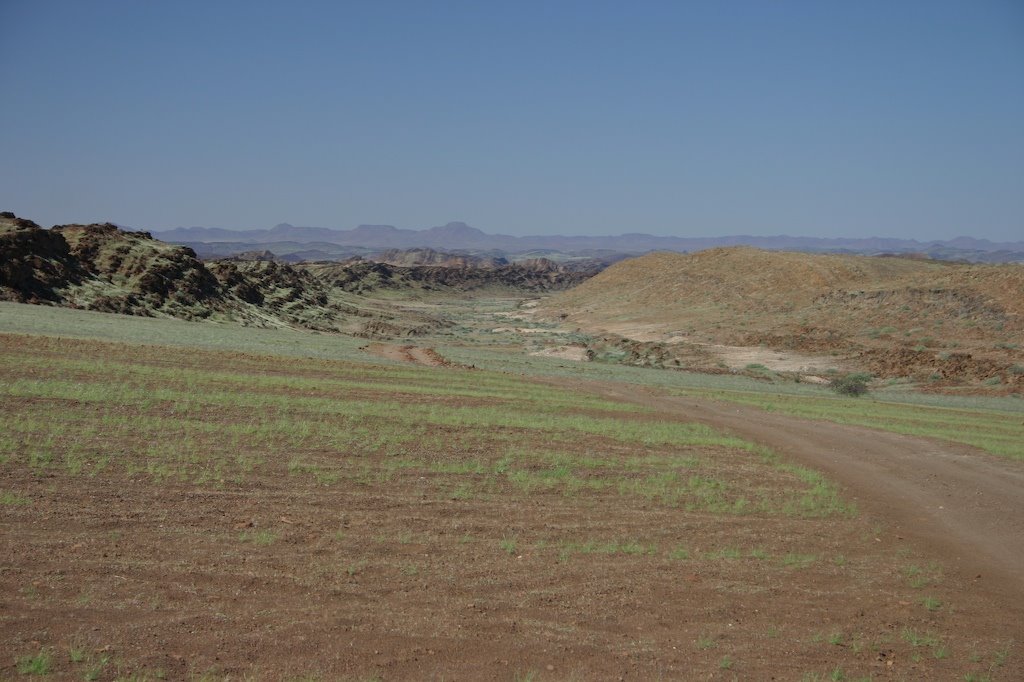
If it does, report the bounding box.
[0,214,85,303]
[303,257,597,294]
[0,213,356,329]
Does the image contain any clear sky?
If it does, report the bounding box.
[1,1,1022,240]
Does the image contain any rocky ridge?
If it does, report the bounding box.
[0,213,391,333]
[302,257,596,295]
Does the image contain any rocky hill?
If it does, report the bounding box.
[538,247,1024,389]
[0,213,395,334]
[2,214,225,318]
[369,248,508,269]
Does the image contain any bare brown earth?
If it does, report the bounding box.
[538,248,1024,389]
[364,342,458,367]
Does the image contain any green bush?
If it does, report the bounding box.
[829,373,871,397]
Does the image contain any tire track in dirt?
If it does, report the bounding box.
[363,342,457,367]
[557,379,1024,602]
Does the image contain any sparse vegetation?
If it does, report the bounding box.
[697,634,717,650]
[902,628,940,648]
[781,553,817,569]
[16,650,52,675]
[1,490,30,505]
[669,385,1023,460]
[239,530,277,546]
[904,562,943,589]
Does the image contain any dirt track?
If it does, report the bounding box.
[570,379,1024,601]
[364,342,453,367]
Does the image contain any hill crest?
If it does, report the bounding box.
[538,247,1024,387]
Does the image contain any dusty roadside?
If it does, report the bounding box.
[561,378,1024,603]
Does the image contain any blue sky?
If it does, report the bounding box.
[1,1,1022,240]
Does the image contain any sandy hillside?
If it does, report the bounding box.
[538,247,1024,386]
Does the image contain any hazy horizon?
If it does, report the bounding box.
[2,1,1022,241]
[154,219,1021,246]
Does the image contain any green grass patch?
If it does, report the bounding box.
[781,553,817,569]
[1,490,30,505]
[16,650,52,675]
[239,530,278,546]
[671,386,1023,460]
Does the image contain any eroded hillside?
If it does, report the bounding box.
[537,247,1024,389]
[304,257,595,295]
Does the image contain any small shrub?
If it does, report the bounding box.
[829,373,870,397]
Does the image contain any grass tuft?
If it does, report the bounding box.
[16,650,52,675]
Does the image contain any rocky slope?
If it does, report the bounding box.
[303,257,596,295]
[0,213,87,303]
[368,248,508,269]
[0,213,387,333]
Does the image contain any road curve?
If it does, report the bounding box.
[561,379,1024,601]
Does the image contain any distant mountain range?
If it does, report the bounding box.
[154,221,1024,263]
